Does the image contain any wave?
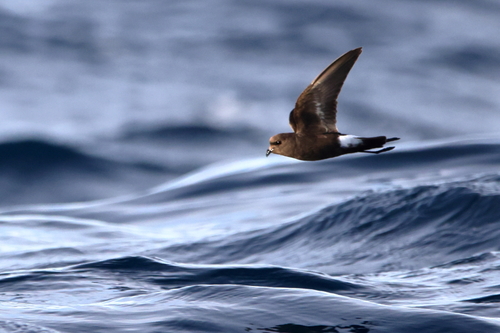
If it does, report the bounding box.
[423,44,500,75]
[0,257,500,333]
[0,320,61,333]
[120,124,262,143]
[3,255,500,333]
[72,256,360,293]
[0,7,103,66]
[156,284,500,333]
[0,139,110,173]
[152,174,500,274]
[95,283,500,332]
[0,138,169,206]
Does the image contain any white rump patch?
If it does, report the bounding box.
[339,135,362,148]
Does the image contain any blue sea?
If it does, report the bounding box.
[1,1,500,332]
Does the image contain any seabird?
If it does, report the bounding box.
[266,47,399,161]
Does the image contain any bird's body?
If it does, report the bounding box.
[267,47,399,161]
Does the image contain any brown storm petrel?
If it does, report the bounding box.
[266,47,399,161]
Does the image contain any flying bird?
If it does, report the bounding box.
[266,47,399,161]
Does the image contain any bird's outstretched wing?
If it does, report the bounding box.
[289,47,362,134]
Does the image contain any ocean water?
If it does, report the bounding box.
[2,1,500,332]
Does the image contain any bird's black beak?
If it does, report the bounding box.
[266,148,273,157]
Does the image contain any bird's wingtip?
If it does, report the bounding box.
[351,47,363,54]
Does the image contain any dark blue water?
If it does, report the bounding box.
[1,1,500,332]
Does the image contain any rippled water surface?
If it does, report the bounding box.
[1,1,500,332]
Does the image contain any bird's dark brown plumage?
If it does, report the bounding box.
[267,47,399,161]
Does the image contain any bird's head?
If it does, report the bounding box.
[266,133,289,157]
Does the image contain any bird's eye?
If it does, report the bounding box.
[271,140,282,145]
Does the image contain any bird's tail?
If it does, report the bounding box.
[359,136,400,151]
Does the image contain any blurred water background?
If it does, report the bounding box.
[1,1,500,332]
